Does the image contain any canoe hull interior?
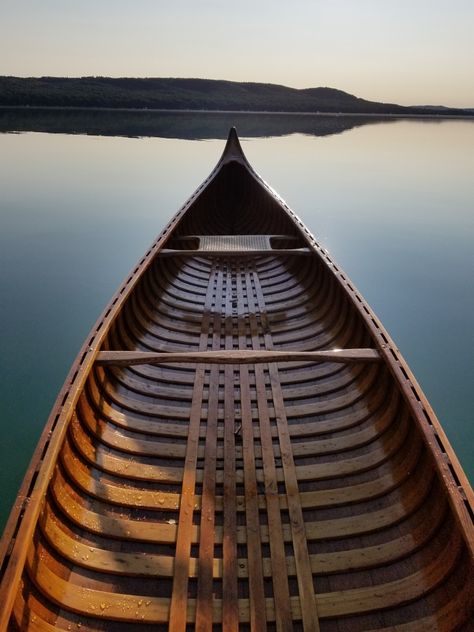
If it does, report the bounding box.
[1,129,473,631]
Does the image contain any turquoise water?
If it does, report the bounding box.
[0,115,473,532]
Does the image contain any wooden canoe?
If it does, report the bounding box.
[0,128,472,631]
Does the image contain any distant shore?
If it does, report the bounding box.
[1,77,472,117]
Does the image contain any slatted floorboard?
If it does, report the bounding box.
[8,253,473,631]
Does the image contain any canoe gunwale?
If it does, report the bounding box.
[0,128,473,628]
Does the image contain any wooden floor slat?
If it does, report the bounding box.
[195,333,221,629]
[243,266,294,632]
[169,263,217,632]
[251,268,321,631]
[222,264,239,632]
[236,263,267,632]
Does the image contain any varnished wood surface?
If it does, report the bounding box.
[0,128,473,631]
[96,348,381,366]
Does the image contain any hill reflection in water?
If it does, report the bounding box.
[0,108,396,139]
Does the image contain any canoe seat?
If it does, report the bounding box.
[160,234,311,256]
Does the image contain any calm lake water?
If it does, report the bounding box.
[0,112,473,532]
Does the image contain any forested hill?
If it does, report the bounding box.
[0,77,470,115]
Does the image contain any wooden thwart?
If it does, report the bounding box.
[96,348,381,366]
[159,248,311,257]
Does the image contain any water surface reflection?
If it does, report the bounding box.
[0,107,398,139]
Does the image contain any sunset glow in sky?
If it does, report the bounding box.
[1,0,473,107]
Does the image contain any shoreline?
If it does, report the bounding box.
[1,105,473,119]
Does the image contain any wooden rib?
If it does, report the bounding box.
[243,267,294,632]
[249,268,321,631]
[40,484,447,579]
[366,576,474,631]
[87,357,383,425]
[14,575,474,632]
[67,407,423,506]
[222,265,239,632]
[54,411,414,514]
[96,347,381,366]
[61,408,412,510]
[78,365,394,443]
[168,262,217,632]
[49,458,436,547]
[21,525,463,623]
[236,264,266,632]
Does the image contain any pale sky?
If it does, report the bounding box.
[1,0,473,107]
